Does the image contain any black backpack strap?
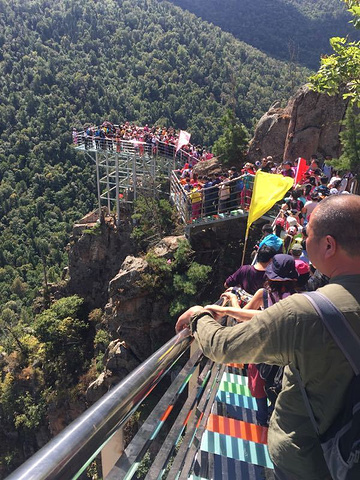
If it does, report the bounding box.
[262,288,268,309]
[303,291,360,375]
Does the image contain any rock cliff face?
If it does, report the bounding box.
[66,210,135,310]
[247,86,348,163]
[86,236,185,402]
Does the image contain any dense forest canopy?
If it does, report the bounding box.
[0,0,347,475]
[0,0,311,312]
[168,0,360,69]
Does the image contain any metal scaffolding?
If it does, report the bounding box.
[75,135,180,226]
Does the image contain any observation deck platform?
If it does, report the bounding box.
[74,131,277,234]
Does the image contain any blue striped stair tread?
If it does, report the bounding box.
[200,430,273,469]
[214,402,258,424]
[216,390,258,410]
[192,452,270,480]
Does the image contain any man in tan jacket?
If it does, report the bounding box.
[176,194,360,480]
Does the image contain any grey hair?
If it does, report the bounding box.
[311,194,360,256]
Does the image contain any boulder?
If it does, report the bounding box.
[192,157,222,176]
[284,86,348,161]
[247,101,291,164]
[247,85,348,164]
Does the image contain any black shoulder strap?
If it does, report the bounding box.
[303,291,360,375]
[262,288,268,309]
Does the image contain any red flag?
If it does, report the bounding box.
[294,157,308,185]
[175,130,191,154]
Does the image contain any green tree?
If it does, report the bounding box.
[33,295,88,384]
[212,110,249,165]
[132,197,178,249]
[309,0,360,106]
[339,104,360,172]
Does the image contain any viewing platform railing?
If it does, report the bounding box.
[74,131,279,229]
[170,171,258,226]
[74,131,202,169]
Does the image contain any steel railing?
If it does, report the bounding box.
[170,171,256,225]
[73,132,202,168]
[6,329,193,480]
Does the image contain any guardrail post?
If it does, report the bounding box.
[188,340,200,424]
[96,151,101,219]
[101,427,125,478]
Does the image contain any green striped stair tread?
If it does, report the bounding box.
[221,372,248,386]
[219,380,251,397]
[200,430,273,469]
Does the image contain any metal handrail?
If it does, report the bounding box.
[6,329,193,480]
[170,171,256,226]
[74,132,202,167]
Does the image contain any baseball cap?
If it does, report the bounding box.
[295,259,310,275]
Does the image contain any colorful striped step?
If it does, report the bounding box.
[219,380,251,397]
[226,362,245,369]
[200,430,273,469]
[216,390,258,410]
[214,402,258,424]
[221,372,248,386]
[192,452,271,480]
[206,414,268,445]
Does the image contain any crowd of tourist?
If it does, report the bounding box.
[176,152,356,427]
[176,192,360,479]
[179,152,355,222]
[72,121,214,163]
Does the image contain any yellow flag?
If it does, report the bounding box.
[246,171,294,236]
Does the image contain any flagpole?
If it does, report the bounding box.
[241,229,249,266]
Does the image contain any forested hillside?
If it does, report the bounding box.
[168,0,360,68]
[0,0,319,474]
[0,0,310,312]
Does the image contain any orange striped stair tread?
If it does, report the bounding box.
[226,362,244,369]
[206,413,268,445]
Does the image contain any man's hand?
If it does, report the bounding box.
[175,306,206,333]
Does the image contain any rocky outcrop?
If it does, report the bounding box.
[86,340,140,403]
[86,236,186,401]
[247,86,348,164]
[192,156,222,176]
[247,101,292,164]
[66,211,135,310]
[106,236,186,360]
[283,86,348,161]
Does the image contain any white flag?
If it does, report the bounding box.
[175,130,191,154]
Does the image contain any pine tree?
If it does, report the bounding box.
[213,110,249,166]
